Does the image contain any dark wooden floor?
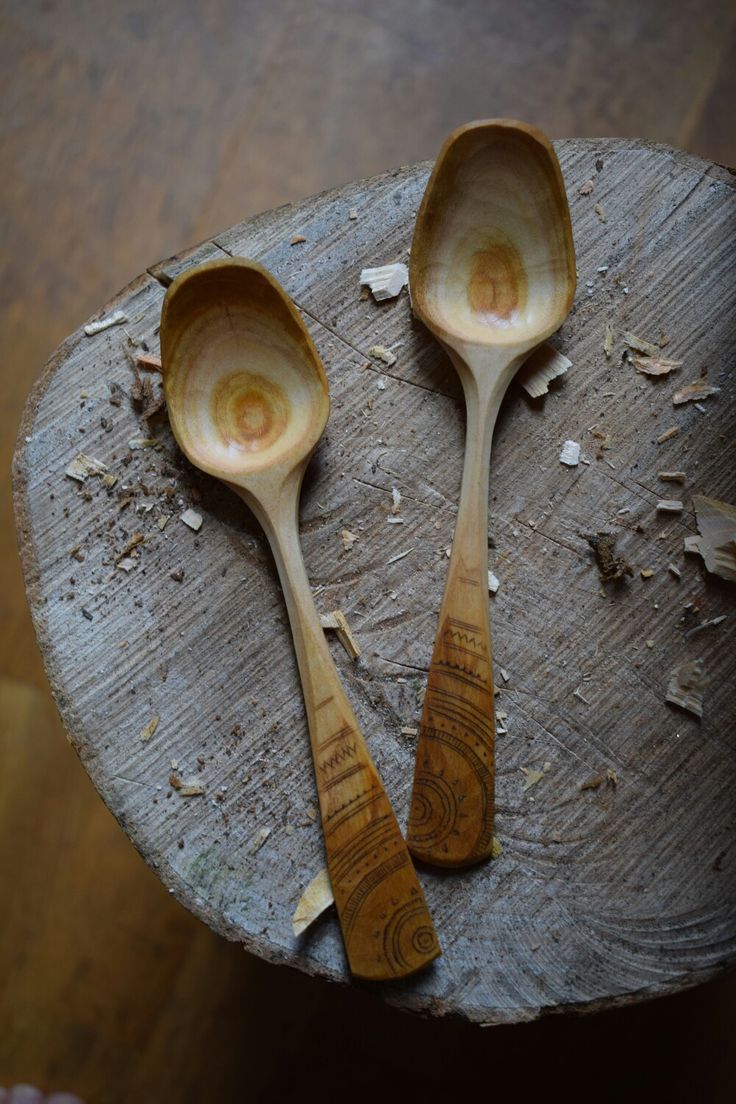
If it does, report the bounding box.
[1,1,735,1100]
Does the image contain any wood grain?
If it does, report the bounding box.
[13,138,736,1024]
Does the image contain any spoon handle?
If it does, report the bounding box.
[407,389,499,867]
[255,489,440,980]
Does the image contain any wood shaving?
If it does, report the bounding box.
[157,516,169,530]
[128,436,158,450]
[100,473,118,489]
[517,343,571,398]
[290,235,307,245]
[659,332,670,347]
[640,568,654,579]
[683,535,702,556]
[368,344,397,366]
[249,827,272,854]
[658,471,686,483]
[138,716,159,742]
[559,440,580,466]
[631,355,682,377]
[521,766,547,792]
[359,263,408,302]
[348,208,358,220]
[181,508,203,531]
[594,203,607,223]
[135,353,162,372]
[386,548,414,565]
[668,563,682,579]
[685,614,727,637]
[665,659,708,718]
[672,380,720,405]
[115,531,144,563]
[488,570,500,594]
[84,310,128,336]
[340,528,358,551]
[622,330,661,357]
[606,769,618,786]
[691,495,736,582]
[320,609,361,660]
[604,322,615,358]
[578,179,594,195]
[292,868,334,936]
[586,532,633,584]
[657,426,680,444]
[178,780,205,797]
[656,500,683,513]
[65,453,108,482]
[491,836,503,859]
[400,726,418,737]
[391,486,401,514]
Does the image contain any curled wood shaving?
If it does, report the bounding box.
[138,716,159,742]
[180,508,203,531]
[65,453,108,482]
[320,609,361,659]
[691,495,736,582]
[665,659,708,718]
[84,310,128,336]
[632,355,682,377]
[658,471,686,483]
[559,440,580,466]
[368,344,397,366]
[292,868,334,936]
[359,263,408,302]
[340,528,358,551]
[672,380,720,405]
[517,343,571,398]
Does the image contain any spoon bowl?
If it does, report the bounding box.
[162,262,329,486]
[162,258,440,978]
[406,121,576,867]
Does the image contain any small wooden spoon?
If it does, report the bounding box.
[407,120,576,867]
[161,258,440,979]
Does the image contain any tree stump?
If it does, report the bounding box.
[13,139,736,1024]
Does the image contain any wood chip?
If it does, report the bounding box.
[249,827,272,854]
[559,440,581,466]
[656,500,683,513]
[521,766,546,792]
[368,344,397,366]
[491,836,503,859]
[400,726,418,737]
[138,716,159,742]
[320,609,361,659]
[292,868,334,936]
[128,436,158,450]
[65,453,108,482]
[665,659,708,718]
[631,355,682,376]
[594,203,607,223]
[100,472,118,488]
[290,235,307,245]
[180,508,203,531]
[84,310,128,336]
[622,331,662,357]
[488,570,500,594]
[348,208,358,220]
[578,179,594,195]
[115,531,144,563]
[691,495,736,582]
[683,535,702,556]
[658,471,686,484]
[178,780,205,797]
[359,263,408,302]
[516,343,571,398]
[640,568,654,579]
[604,322,615,358]
[657,426,680,444]
[135,353,162,372]
[340,528,357,551]
[668,563,682,579]
[672,380,720,405]
[391,486,401,514]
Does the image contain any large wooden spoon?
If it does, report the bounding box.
[407,120,576,867]
[160,258,439,979]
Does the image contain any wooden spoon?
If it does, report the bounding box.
[407,120,576,867]
[161,258,440,979]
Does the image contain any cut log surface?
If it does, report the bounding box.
[13,139,736,1024]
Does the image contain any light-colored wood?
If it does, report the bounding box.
[12,139,736,1024]
[407,121,576,866]
[160,259,439,979]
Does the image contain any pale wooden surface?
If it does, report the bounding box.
[13,138,736,1024]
